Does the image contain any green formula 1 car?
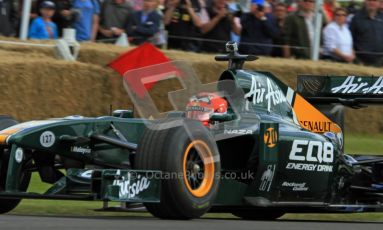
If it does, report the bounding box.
[0,42,382,220]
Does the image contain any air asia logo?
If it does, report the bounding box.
[286,140,334,172]
[331,76,383,94]
[113,172,150,199]
[264,127,278,148]
[244,76,287,112]
[300,121,332,132]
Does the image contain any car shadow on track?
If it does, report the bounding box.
[6,213,382,224]
[203,216,382,224]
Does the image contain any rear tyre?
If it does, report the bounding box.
[232,210,284,220]
[0,116,31,214]
[135,119,221,219]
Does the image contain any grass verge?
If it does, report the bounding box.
[345,134,383,155]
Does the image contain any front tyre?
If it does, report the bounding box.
[0,116,31,214]
[0,150,31,214]
[135,119,221,219]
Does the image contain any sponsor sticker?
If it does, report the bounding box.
[300,121,332,132]
[264,127,278,148]
[113,170,151,199]
[331,76,383,94]
[286,140,334,172]
[40,131,55,148]
[259,164,276,192]
[224,129,253,135]
[15,148,24,163]
[286,163,333,172]
[80,170,93,179]
[71,146,91,154]
[244,76,287,112]
[282,182,309,191]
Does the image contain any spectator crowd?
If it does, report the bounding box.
[1,0,383,66]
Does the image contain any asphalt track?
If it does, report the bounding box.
[0,215,382,230]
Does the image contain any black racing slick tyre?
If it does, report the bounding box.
[0,116,31,214]
[135,119,221,219]
[231,210,284,220]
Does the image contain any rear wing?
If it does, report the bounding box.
[297,75,383,109]
[297,75,383,136]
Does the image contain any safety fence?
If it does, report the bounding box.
[2,33,383,62]
[97,34,383,57]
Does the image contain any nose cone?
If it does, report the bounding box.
[0,127,21,145]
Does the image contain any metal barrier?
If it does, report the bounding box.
[0,29,80,61]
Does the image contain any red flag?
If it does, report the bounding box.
[109,43,176,96]
[109,43,180,97]
[109,43,170,76]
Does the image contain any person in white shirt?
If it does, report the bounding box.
[322,7,355,63]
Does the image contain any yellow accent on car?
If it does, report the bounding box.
[183,140,215,198]
[0,128,20,144]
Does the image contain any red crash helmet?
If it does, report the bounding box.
[186,92,228,126]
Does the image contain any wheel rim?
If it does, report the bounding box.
[183,140,215,198]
